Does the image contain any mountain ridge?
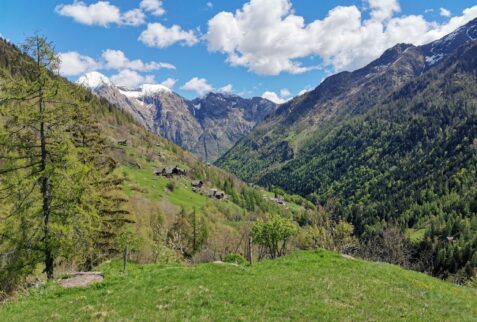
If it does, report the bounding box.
[218,17,477,181]
[77,74,277,162]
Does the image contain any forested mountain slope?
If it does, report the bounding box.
[218,20,477,279]
[219,19,477,181]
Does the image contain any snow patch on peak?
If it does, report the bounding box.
[77,72,112,89]
[425,54,445,66]
[118,83,172,99]
[141,84,172,95]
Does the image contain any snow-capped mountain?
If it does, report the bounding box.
[421,20,477,67]
[77,73,277,161]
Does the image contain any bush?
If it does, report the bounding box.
[252,215,298,259]
[166,181,175,192]
[224,253,247,265]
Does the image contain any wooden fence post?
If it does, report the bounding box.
[248,236,253,265]
[123,245,128,273]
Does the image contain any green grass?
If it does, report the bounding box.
[2,250,476,321]
[122,166,209,210]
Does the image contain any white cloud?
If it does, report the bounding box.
[280,88,291,98]
[139,23,199,48]
[60,49,176,91]
[56,1,121,26]
[262,90,291,104]
[181,77,213,96]
[56,1,147,27]
[368,0,400,21]
[110,69,155,88]
[161,78,178,89]
[102,49,175,71]
[218,84,233,94]
[298,88,311,96]
[140,0,165,17]
[440,8,452,18]
[59,51,101,76]
[206,0,477,75]
[122,9,146,26]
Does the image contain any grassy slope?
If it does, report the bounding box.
[1,250,476,322]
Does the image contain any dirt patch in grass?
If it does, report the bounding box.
[58,272,104,288]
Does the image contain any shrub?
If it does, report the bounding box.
[252,215,298,259]
[166,181,175,192]
[224,253,247,265]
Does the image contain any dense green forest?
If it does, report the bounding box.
[219,42,477,281]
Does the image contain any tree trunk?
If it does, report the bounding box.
[37,40,54,280]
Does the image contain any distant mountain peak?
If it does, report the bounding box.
[77,71,112,89]
[118,83,172,99]
[77,74,277,162]
[423,17,477,67]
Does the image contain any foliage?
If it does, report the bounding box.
[252,215,298,259]
[167,208,208,259]
[166,181,175,192]
[0,35,96,285]
[223,253,247,265]
[0,36,131,293]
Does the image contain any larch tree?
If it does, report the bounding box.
[0,35,94,282]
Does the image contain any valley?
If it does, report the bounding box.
[1,1,477,321]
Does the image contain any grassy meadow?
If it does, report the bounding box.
[1,250,476,321]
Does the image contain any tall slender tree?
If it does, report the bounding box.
[0,35,90,281]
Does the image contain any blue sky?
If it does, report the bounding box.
[1,0,477,101]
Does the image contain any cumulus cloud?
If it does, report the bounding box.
[59,51,101,76]
[206,0,477,75]
[56,1,121,26]
[440,8,452,18]
[140,0,165,16]
[56,1,146,27]
[161,78,178,89]
[368,0,400,21]
[262,90,291,104]
[280,88,291,98]
[298,88,311,96]
[122,9,146,26]
[181,77,213,96]
[60,49,175,90]
[102,49,175,71]
[110,69,155,88]
[218,84,233,94]
[139,23,199,48]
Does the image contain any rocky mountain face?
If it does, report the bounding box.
[77,73,276,162]
[190,93,276,162]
